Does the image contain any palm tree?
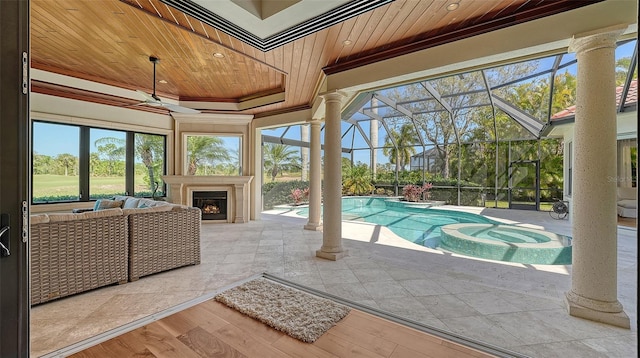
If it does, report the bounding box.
[94,137,126,176]
[135,134,164,192]
[263,143,300,182]
[55,153,77,176]
[342,163,374,195]
[382,124,417,173]
[186,136,230,175]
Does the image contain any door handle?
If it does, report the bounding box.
[0,214,10,257]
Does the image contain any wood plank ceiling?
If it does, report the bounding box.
[30,0,599,117]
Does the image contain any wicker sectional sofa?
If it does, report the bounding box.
[30,198,201,305]
[30,209,129,305]
[125,203,201,281]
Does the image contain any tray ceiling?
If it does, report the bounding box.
[30,0,600,116]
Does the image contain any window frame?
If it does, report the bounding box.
[182,132,243,176]
[31,120,167,204]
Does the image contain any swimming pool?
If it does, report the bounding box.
[295,197,572,265]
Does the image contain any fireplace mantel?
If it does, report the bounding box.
[162,175,253,223]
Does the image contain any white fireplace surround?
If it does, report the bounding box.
[162,175,253,223]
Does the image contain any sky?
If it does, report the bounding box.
[33,122,241,163]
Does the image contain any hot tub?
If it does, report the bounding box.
[440,224,572,265]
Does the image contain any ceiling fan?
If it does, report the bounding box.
[135,56,201,114]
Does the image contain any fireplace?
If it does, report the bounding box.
[162,175,253,223]
[192,191,227,221]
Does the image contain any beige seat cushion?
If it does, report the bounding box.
[30,214,50,224]
[123,205,173,215]
[618,199,637,209]
[48,208,123,222]
[617,187,637,200]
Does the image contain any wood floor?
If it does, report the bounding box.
[617,216,637,228]
[69,299,496,358]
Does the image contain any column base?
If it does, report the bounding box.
[316,249,349,261]
[565,294,630,328]
[304,222,323,231]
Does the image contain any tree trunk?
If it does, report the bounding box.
[187,161,197,175]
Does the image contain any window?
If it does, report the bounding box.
[184,134,242,175]
[32,122,80,202]
[617,138,637,188]
[90,128,126,199]
[32,120,167,203]
[134,133,167,197]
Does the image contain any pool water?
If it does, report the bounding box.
[294,197,572,265]
[296,197,497,247]
[458,226,551,244]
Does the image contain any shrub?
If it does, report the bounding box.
[342,164,374,196]
[262,180,310,210]
[402,182,433,202]
[290,187,309,205]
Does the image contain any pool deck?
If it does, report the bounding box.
[31,205,637,358]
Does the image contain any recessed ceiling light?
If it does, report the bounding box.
[213,52,225,58]
[342,40,352,46]
[158,79,168,84]
[446,2,459,11]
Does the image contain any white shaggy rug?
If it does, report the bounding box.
[214,278,351,343]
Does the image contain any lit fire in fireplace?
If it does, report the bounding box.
[202,204,220,214]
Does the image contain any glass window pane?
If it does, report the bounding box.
[485,60,539,87]
[492,72,552,122]
[539,138,564,204]
[281,125,302,141]
[550,65,578,119]
[261,127,286,137]
[90,128,126,199]
[134,133,166,197]
[32,121,80,203]
[341,123,356,149]
[615,40,637,85]
[186,135,242,175]
[494,108,536,141]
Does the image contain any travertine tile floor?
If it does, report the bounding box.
[31,207,637,357]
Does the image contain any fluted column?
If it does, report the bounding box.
[316,91,348,260]
[304,118,323,231]
[565,24,629,328]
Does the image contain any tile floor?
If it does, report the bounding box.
[31,206,637,358]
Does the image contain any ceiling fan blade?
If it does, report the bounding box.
[135,56,200,114]
[159,102,201,114]
[136,89,159,103]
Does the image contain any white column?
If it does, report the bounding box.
[565,25,630,328]
[304,118,323,231]
[370,97,379,176]
[316,91,348,260]
[301,124,310,181]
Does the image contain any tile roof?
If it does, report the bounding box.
[550,79,637,120]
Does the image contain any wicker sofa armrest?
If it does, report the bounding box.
[127,207,201,281]
[30,215,128,305]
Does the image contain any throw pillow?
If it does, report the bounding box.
[93,199,124,211]
[123,198,141,209]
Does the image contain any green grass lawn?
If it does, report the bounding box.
[33,174,151,200]
[484,200,553,211]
